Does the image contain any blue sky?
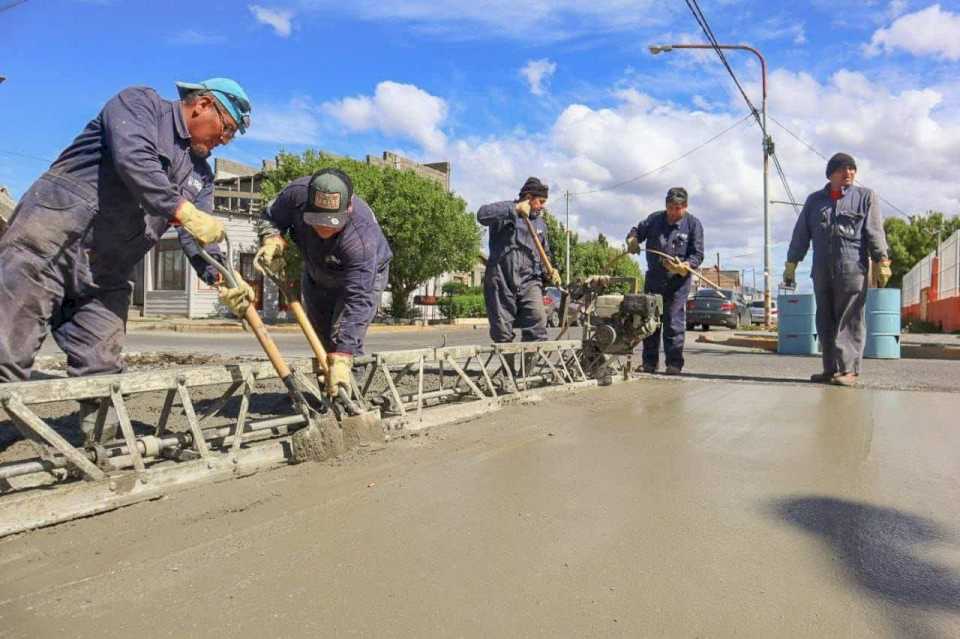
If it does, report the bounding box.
[3,0,960,285]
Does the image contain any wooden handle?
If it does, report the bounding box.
[288,300,330,375]
[243,306,292,379]
[523,216,554,273]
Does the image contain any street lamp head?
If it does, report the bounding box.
[648,44,672,55]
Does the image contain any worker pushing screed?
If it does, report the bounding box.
[625,187,705,376]
[0,77,252,445]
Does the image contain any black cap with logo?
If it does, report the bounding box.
[665,187,688,204]
[304,168,354,229]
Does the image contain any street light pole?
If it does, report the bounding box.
[649,43,772,327]
[564,190,571,286]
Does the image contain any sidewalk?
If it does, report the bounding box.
[128,316,487,334]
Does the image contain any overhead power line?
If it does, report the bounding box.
[571,113,752,196]
[0,0,30,14]
[0,148,53,164]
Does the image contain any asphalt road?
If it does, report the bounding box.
[2,379,958,638]
[36,326,960,393]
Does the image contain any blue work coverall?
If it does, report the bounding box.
[477,200,551,343]
[261,177,392,356]
[787,184,888,375]
[628,210,705,370]
[0,86,219,382]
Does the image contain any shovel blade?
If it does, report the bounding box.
[290,414,345,463]
[341,408,385,450]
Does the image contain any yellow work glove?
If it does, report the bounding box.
[662,257,690,276]
[782,262,798,287]
[626,236,640,254]
[548,267,562,286]
[254,235,286,276]
[515,200,531,219]
[175,201,224,246]
[218,278,255,318]
[875,259,893,287]
[326,353,353,397]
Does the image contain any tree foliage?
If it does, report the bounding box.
[261,151,482,318]
[540,211,643,288]
[884,212,960,288]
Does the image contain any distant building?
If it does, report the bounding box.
[693,268,741,292]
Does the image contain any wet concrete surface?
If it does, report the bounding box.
[1,377,958,638]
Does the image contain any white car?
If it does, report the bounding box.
[749,299,778,325]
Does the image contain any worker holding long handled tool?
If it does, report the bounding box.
[477,177,561,346]
[255,168,392,399]
[625,187,705,376]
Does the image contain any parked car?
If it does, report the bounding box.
[749,299,778,325]
[686,288,752,330]
[544,286,582,328]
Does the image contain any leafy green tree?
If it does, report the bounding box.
[541,211,578,283]
[571,240,644,290]
[261,151,482,318]
[884,212,960,288]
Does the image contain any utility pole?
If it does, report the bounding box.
[649,42,772,326]
[716,251,721,288]
[564,190,571,286]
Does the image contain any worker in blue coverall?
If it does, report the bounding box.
[477,177,561,346]
[253,169,393,397]
[626,187,705,375]
[783,152,892,387]
[0,78,253,443]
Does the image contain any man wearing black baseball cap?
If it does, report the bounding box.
[477,177,561,348]
[783,152,891,387]
[625,187,705,375]
[254,168,392,397]
[0,77,252,444]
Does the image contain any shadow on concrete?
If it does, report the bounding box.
[675,371,810,385]
[770,496,960,613]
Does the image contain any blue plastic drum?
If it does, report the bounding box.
[778,293,819,355]
[864,288,901,359]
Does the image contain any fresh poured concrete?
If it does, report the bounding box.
[1,378,958,638]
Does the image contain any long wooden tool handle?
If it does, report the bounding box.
[243,305,292,379]
[523,216,554,273]
[288,300,331,375]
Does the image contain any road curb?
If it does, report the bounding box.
[128,321,489,335]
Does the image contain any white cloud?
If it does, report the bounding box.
[866,4,960,60]
[323,81,448,153]
[520,59,557,96]
[249,5,295,37]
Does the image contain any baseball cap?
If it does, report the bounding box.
[304,168,353,229]
[665,187,688,204]
[176,77,252,134]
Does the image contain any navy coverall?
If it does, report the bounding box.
[628,210,705,370]
[477,201,551,343]
[0,86,219,382]
[261,177,392,356]
[787,184,888,376]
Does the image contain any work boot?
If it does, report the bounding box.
[831,373,858,387]
[809,371,835,384]
[639,364,657,374]
[665,365,682,376]
[76,399,120,447]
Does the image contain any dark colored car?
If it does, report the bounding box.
[686,288,752,330]
[544,286,582,328]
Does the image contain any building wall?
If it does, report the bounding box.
[365,151,451,191]
[901,229,960,330]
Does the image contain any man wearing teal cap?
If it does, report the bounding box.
[0,78,253,444]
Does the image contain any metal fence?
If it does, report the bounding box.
[900,228,960,307]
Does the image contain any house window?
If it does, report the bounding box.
[153,239,186,291]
